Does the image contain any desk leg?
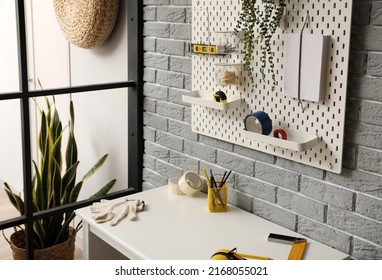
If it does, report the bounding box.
[82,221,90,260]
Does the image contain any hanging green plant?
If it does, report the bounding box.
[235,0,286,90]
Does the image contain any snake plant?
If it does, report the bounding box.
[4,97,116,249]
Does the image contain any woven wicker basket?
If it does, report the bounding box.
[4,228,76,260]
[53,0,120,49]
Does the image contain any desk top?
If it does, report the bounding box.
[76,186,348,260]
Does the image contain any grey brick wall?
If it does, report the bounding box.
[142,0,382,259]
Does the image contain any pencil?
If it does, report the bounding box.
[203,169,211,187]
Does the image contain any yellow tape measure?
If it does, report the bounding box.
[288,240,307,260]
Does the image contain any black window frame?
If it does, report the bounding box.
[0,0,143,259]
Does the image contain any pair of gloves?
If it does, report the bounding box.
[90,199,145,226]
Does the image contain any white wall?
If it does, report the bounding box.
[0,1,23,191]
[0,0,19,93]
[70,0,128,199]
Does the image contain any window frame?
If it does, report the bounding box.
[0,0,143,259]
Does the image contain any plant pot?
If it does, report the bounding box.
[4,227,76,260]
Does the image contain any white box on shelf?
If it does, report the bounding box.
[284,33,330,102]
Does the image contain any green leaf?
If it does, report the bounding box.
[65,101,77,174]
[62,161,80,202]
[38,111,48,156]
[55,213,74,245]
[89,179,117,199]
[33,221,46,249]
[65,130,78,174]
[69,100,75,132]
[32,160,45,211]
[82,154,109,181]
[52,158,62,207]
[68,181,83,204]
[4,182,24,215]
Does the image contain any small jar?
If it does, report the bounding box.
[215,31,239,54]
[215,63,242,86]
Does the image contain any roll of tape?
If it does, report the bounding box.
[168,177,184,195]
[178,172,202,196]
[243,111,272,135]
[273,128,288,140]
[213,90,227,103]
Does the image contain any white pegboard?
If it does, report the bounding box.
[189,0,353,174]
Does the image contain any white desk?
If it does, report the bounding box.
[76,186,349,260]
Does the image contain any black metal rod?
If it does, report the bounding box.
[0,81,135,101]
[128,0,144,192]
[28,81,135,97]
[0,92,23,101]
[0,216,28,231]
[15,0,34,260]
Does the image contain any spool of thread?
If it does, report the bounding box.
[178,172,203,196]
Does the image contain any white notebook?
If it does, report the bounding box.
[284,33,330,102]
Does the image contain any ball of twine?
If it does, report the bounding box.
[53,0,119,49]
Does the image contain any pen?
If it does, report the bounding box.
[218,171,227,188]
[220,170,232,187]
[210,169,218,188]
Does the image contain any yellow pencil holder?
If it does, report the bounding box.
[208,184,228,212]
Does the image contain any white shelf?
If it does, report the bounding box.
[182,91,242,110]
[243,130,319,152]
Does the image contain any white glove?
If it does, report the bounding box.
[90,199,145,226]
[90,199,125,223]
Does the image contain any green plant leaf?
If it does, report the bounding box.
[32,160,45,211]
[61,161,80,200]
[68,181,83,205]
[3,182,24,215]
[69,100,75,132]
[65,101,77,178]
[82,154,109,181]
[52,158,62,207]
[55,213,74,245]
[65,131,77,176]
[38,111,48,157]
[33,220,45,249]
[235,0,285,89]
[89,179,117,199]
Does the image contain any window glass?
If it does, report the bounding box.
[0,0,20,94]
[0,99,23,222]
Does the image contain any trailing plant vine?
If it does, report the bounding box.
[235,0,286,90]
